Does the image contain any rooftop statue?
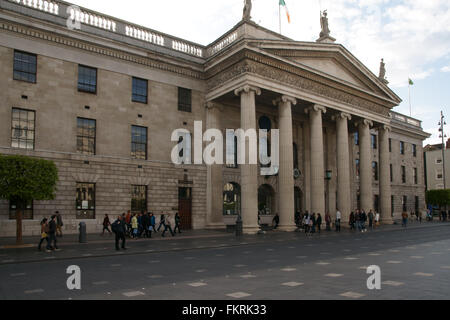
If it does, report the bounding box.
[320,10,330,37]
[243,0,252,21]
[379,58,389,84]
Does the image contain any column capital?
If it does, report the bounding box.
[331,112,352,121]
[355,119,374,128]
[380,124,391,132]
[304,104,326,115]
[273,95,297,107]
[234,85,261,97]
[205,101,224,112]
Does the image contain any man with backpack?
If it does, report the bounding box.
[47,215,60,251]
[112,215,126,251]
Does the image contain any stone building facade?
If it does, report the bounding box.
[0,0,429,236]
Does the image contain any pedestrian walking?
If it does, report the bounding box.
[47,215,60,251]
[111,215,126,250]
[355,210,361,232]
[295,211,301,228]
[311,213,316,234]
[162,214,175,237]
[38,218,50,252]
[131,213,138,239]
[316,213,322,234]
[173,212,182,234]
[325,212,331,231]
[55,211,63,237]
[368,210,374,230]
[401,211,408,228]
[349,211,355,230]
[102,214,112,235]
[157,213,166,232]
[375,212,380,227]
[273,213,280,230]
[336,209,342,232]
[150,212,157,235]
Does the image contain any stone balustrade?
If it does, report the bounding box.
[390,112,421,128]
[9,0,59,15]
[69,6,117,32]
[172,40,203,57]
[208,31,238,56]
[125,25,165,46]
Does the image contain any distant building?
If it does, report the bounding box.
[0,0,430,236]
[424,139,450,191]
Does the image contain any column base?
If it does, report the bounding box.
[276,225,298,232]
[242,225,261,235]
[380,218,394,225]
[204,222,226,230]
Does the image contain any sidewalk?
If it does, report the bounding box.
[0,221,448,265]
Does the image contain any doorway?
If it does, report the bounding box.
[178,187,192,230]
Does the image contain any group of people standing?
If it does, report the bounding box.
[38,211,63,252]
[103,211,182,251]
[349,209,378,232]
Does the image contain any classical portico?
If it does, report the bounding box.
[203,17,406,234]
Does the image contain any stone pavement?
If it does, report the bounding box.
[0,221,447,265]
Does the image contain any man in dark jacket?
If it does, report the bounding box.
[47,215,60,251]
[142,211,150,238]
[112,215,126,251]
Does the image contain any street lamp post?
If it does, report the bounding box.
[438,111,447,190]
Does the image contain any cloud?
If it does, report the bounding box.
[442,66,450,72]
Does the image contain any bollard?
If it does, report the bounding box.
[235,215,243,237]
[79,222,87,243]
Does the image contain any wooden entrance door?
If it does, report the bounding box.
[178,187,192,230]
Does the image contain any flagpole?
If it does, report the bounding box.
[409,82,412,117]
[279,4,282,34]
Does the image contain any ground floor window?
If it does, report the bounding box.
[9,200,33,220]
[374,195,379,213]
[131,185,147,214]
[415,196,419,213]
[76,183,95,219]
[402,195,408,212]
[391,196,395,217]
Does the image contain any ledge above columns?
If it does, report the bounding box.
[234,85,261,97]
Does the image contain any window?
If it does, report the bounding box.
[437,173,443,180]
[401,166,406,183]
[293,143,299,170]
[390,164,393,182]
[13,50,37,83]
[436,159,442,164]
[389,138,392,152]
[402,195,407,212]
[371,134,377,149]
[177,132,192,164]
[413,168,418,184]
[77,118,96,155]
[132,77,148,104]
[9,200,33,220]
[131,125,147,160]
[354,132,359,145]
[178,87,192,112]
[78,65,97,93]
[355,159,360,178]
[400,141,405,155]
[76,183,95,219]
[11,108,35,150]
[131,185,147,214]
[412,144,417,157]
[372,161,378,181]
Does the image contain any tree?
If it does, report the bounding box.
[0,155,58,244]
[426,189,450,208]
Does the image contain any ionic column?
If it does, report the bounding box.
[305,105,326,215]
[379,125,393,224]
[274,95,297,231]
[234,85,261,234]
[205,102,224,228]
[333,112,352,223]
[356,119,374,212]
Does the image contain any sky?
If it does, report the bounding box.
[68,0,450,146]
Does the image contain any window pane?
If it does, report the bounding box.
[13,51,37,83]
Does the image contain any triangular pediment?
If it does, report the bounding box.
[257,43,401,105]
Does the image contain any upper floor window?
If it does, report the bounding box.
[13,50,37,83]
[178,87,192,112]
[354,132,359,145]
[11,108,35,150]
[389,138,392,152]
[390,164,393,182]
[77,117,96,155]
[132,77,148,104]
[131,125,147,160]
[355,159,360,178]
[371,134,377,149]
[400,141,405,155]
[226,132,238,169]
[436,159,442,164]
[78,65,97,94]
[413,167,418,184]
[372,161,379,181]
[412,144,417,157]
[401,165,406,183]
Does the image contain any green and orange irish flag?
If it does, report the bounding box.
[279,0,291,23]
